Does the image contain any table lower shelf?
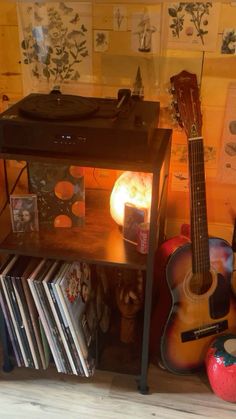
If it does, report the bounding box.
[0,226,147,269]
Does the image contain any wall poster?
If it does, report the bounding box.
[166,2,220,51]
[218,83,236,184]
[131,10,161,54]
[17,1,92,95]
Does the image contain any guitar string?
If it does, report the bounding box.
[194,140,205,273]
[198,138,210,272]
[190,90,201,278]
[191,135,200,275]
[182,80,211,336]
[196,138,202,275]
[190,86,209,277]
[193,138,210,291]
[198,138,206,330]
[190,134,207,294]
[181,83,205,333]
[192,137,204,330]
[185,96,201,292]
[193,94,202,276]
[182,84,209,317]
[191,131,204,329]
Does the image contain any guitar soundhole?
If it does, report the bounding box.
[189,271,213,295]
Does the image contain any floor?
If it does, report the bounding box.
[0,360,236,419]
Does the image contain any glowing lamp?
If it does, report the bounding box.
[110,171,152,226]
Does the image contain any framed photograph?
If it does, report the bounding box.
[10,194,39,233]
[123,203,147,244]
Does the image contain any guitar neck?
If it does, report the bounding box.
[188,135,210,273]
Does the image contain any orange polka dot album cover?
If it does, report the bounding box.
[28,162,85,228]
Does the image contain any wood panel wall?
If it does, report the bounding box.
[0,1,236,244]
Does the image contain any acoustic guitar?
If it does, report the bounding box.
[150,70,236,374]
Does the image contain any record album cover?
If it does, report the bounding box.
[28,163,85,228]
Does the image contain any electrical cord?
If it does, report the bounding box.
[0,163,27,217]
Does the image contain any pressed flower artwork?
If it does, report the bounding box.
[17,2,92,93]
[131,10,161,54]
[218,83,236,184]
[93,30,109,52]
[166,2,220,51]
[221,28,236,54]
[113,6,127,31]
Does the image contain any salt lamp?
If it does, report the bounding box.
[110,171,152,226]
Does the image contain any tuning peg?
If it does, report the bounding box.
[169,86,175,95]
[170,100,179,112]
[171,113,183,128]
[164,83,175,96]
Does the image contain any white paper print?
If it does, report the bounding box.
[113,6,128,31]
[221,29,236,55]
[93,30,109,52]
[17,2,92,94]
[166,2,220,51]
[131,11,160,54]
[171,144,217,166]
[218,83,236,184]
[171,171,189,192]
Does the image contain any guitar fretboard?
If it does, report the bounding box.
[188,136,210,273]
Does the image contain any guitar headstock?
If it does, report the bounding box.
[170,70,202,138]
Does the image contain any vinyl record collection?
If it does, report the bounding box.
[0,255,99,376]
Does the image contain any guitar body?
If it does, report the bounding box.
[150,70,236,374]
[150,236,236,374]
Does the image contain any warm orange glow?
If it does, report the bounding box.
[54,181,74,200]
[110,171,152,226]
[69,166,84,178]
[72,200,85,217]
[54,214,72,228]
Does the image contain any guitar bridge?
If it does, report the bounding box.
[181,320,228,342]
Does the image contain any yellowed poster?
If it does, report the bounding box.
[17,1,92,95]
[166,2,220,51]
[218,83,236,184]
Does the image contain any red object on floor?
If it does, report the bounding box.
[205,334,236,403]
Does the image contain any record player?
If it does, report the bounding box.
[0,91,160,159]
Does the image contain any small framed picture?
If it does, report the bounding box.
[123,202,147,244]
[10,194,39,233]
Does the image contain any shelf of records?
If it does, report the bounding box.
[0,254,145,376]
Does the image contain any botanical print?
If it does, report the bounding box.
[204,146,217,167]
[221,29,236,54]
[17,2,92,93]
[93,30,109,52]
[171,171,189,191]
[131,11,160,54]
[218,83,236,184]
[166,2,220,51]
[113,6,127,31]
[171,144,217,166]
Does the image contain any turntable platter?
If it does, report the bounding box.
[19,93,99,121]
